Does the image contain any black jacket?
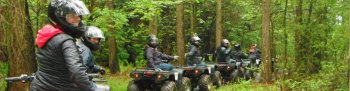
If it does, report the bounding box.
[30,34,95,91]
[77,40,102,73]
[144,46,175,69]
[186,45,201,66]
[216,46,231,63]
[230,49,248,62]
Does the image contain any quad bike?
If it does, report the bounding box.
[213,61,239,83]
[181,64,222,91]
[237,59,260,81]
[5,73,110,91]
[128,68,191,91]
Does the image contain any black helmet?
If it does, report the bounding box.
[190,34,201,46]
[48,0,90,38]
[221,39,230,48]
[234,43,241,50]
[147,34,158,48]
[82,26,105,51]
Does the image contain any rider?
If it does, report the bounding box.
[216,39,231,63]
[144,34,179,71]
[248,44,261,67]
[185,34,202,66]
[31,0,96,90]
[77,26,106,75]
[230,43,248,62]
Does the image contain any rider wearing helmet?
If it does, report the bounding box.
[216,39,231,63]
[230,43,248,62]
[185,34,202,66]
[144,34,179,71]
[31,0,96,90]
[78,26,105,74]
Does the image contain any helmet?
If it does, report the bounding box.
[221,39,230,48]
[48,0,90,38]
[147,34,158,48]
[190,34,201,46]
[81,26,104,51]
[234,43,241,50]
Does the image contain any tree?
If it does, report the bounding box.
[215,0,222,49]
[176,2,185,65]
[0,4,5,62]
[294,0,307,73]
[348,7,350,91]
[190,1,196,33]
[283,0,289,73]
[262,0,271,83]
[2,0,36,90]
[106,0,120,74]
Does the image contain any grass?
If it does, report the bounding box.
[102,73,132,91]
[0,61,347,91]
[102,65,134,91]
[0,62,305,91]
[217,80,279,91]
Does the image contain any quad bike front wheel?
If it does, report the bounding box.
[198,74,213,91]
[127,80,139,91]
[178,77,191,91]
[161,81,176,91]
[212,71,223,88]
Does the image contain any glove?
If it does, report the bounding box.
[161,60,168,62]
[174,56,179,60]
[99,68,106,75]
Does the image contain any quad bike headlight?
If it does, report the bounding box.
[156,74,162,79]
[133,73,139,78]
[194,69,200,75]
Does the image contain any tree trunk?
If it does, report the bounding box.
[215,0,222,49]
[149,15,158,35]
[283,0,288,75]
[0,5,5,62]
[190,2,196,33]
[108,35,119,74]
[306,0,314,73]
[348,8,350,91]
[176,2,185,65]
[262,0,271,83]
[4,0,36,90]
[106,0,120,74]
[295,0,304,72]
[270,15,275,67]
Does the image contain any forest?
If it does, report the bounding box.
[0,0,349,91]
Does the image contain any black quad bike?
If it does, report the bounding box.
[5,73,110,91]
[235,59,258,80]
[127,68,191,91]
[213,61,239,83]
[181,64,222,91]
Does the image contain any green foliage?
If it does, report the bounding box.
[90,8,128,34]
[276,61,348,90]
[0,62,8,91]
[16,0,350,90]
